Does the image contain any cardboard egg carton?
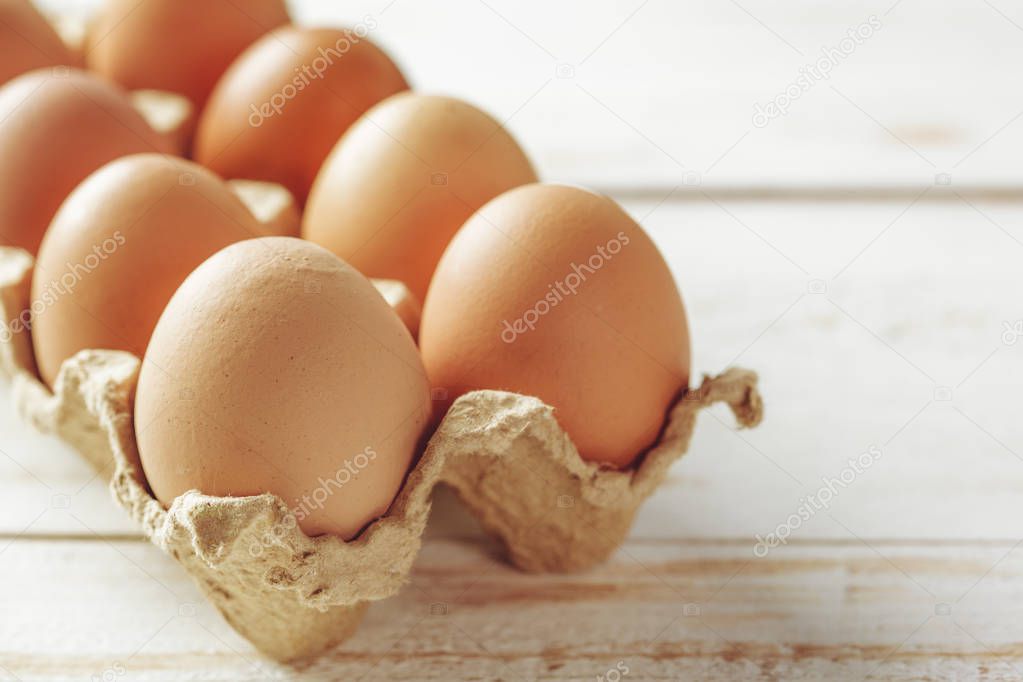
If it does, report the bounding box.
[0,245,762,661]
[129,89,196,155]
[8,5,765,664]
[41,10,90,68]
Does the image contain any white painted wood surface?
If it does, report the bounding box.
[4,0,1023,679]
[34,0,1023,190]
[4,538,1023,680]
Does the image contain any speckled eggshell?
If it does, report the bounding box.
[135,237,432,540]
[420,184,691,469]
[30,154,270,388]
[87,0,290,108]
[194,26,408,204]
[0,69,174,254]
[0,0,75,86]
[303,93,537,302]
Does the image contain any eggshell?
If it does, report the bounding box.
[30,155,270,388]
[195,26,409,203]
[87,0,289,108]
[0,0,75,86]
[303,94,537,301]
[0,69,174,254]
[135,237,432,540]
[420,184,691,468]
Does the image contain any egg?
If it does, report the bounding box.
[0,0,75,86]
[135,237,432,540]
[0,69,174,255]
[87,0,290,108]
[30,154,272,388]
[194,26,408,204]
[303,93,537,302]
[420,184,691,468]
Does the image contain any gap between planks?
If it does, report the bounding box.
[5,533,1023,547]
[600,183,1023,202]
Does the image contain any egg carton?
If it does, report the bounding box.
[0,246,763,661]
[41,9,90,69]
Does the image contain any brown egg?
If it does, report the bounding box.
[30,155,270,388]
[194,26,409,204]
[0,69,174,255]
[0,0,75,86]
[87,0,289,108]
[420,184,691,468]
[135,237,431,540]
[303,93,537,302]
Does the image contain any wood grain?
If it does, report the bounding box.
[2,195,1018,679]
[2,537,1022,680]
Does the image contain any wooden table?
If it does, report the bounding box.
[4,0,1022,679]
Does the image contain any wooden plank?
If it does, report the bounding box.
[637,193,1023,544]
[29,0,1023,188]
[2,538,1022,680]
[1,196,1020,542]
